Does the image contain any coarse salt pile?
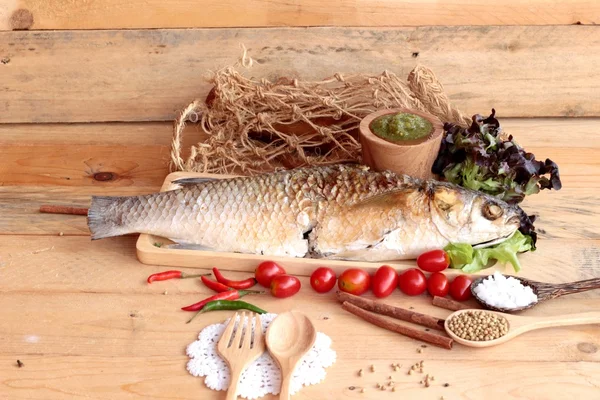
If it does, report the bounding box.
[473,272,538,309]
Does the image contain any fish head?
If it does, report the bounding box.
[429,183,522,247]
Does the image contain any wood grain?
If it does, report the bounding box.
[1,0,597,30]
[1,118,597,147]
[0,237,599,362]
[1,236,598,296]
[0,144,171,187]
[0,234,598,398]
[1,26,600,123]
[0,355,598,400]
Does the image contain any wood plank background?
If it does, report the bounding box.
[1,0,598,30]
[1,1,600,399]
[1,26,600,123]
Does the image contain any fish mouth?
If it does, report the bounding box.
[472,232,514,249]
[513,207,537,247]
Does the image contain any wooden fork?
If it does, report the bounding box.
[217,312,265,400]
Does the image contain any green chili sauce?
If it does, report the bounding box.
[370,112,433,142]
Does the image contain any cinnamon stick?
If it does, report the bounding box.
[336,291,445,331]
[40,205,88,216]
[341,302,453,350]
[432,296,471,311]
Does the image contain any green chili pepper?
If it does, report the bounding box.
[186,300,268,324]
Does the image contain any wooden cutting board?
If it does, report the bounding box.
[136,171,418,276]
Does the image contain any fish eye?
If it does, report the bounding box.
[482,202,504,220]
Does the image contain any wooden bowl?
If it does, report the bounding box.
[359,108,444,179]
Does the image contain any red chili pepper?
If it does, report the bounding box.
[212,267,257,290]
[147,270,209,284]
[181,289,264,312]
[201,276,231,292]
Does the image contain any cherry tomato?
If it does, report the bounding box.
[338,268,371,296]
[398,268,427,296]
[427,272,449,297]
[310,267,337,293]
[371,265,399,298]
[417,250,450,273]
[449,275,473,301]
[255,261,286,288]
[270,274,301,298]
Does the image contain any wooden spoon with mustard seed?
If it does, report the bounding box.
[444,309,600,348]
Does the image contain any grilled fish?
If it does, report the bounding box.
[88,164,531,261]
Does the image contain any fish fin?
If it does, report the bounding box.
[350,188,416,209]
[87,196,131,240]
[163,238,216,251]
[163,242,215,251]
[171,177,217,186]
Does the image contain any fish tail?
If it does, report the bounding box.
[87,196,132,240]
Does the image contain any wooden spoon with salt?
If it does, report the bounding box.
[470,276,600,313]
[444,309,600,348]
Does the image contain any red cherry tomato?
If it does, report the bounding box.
[310,267,337,293]
[449,275,473,301]
[398,268,427,296]
[417,250,450,273]
[371,265,399,298]
[270,274,301,298]
[338,268,371,296]
[427,272,450,297]
[255,261,286,288]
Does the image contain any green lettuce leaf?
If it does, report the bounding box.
[444,243,474,269]
[444,231,535,273]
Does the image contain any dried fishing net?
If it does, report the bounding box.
[170,57,472,175]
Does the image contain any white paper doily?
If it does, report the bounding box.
[186,313,336,399]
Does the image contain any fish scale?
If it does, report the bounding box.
[87,164,524,261]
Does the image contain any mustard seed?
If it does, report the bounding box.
[447,311,509,341]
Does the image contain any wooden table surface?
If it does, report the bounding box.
[2,2,600,398]
[0,118,599,399]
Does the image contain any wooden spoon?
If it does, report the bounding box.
[471,276,600,313]
[266,311,317,399]
[444,309,600,348]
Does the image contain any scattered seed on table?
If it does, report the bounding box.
[358,369,363,377]
[360,388,365,393]
[444,383,450,387]
[16,360,24,368]
[408,370,413,375]
[370,364,375,372]
[349,386,356,390]
[392,387,396,392]
[417,348,423,353]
